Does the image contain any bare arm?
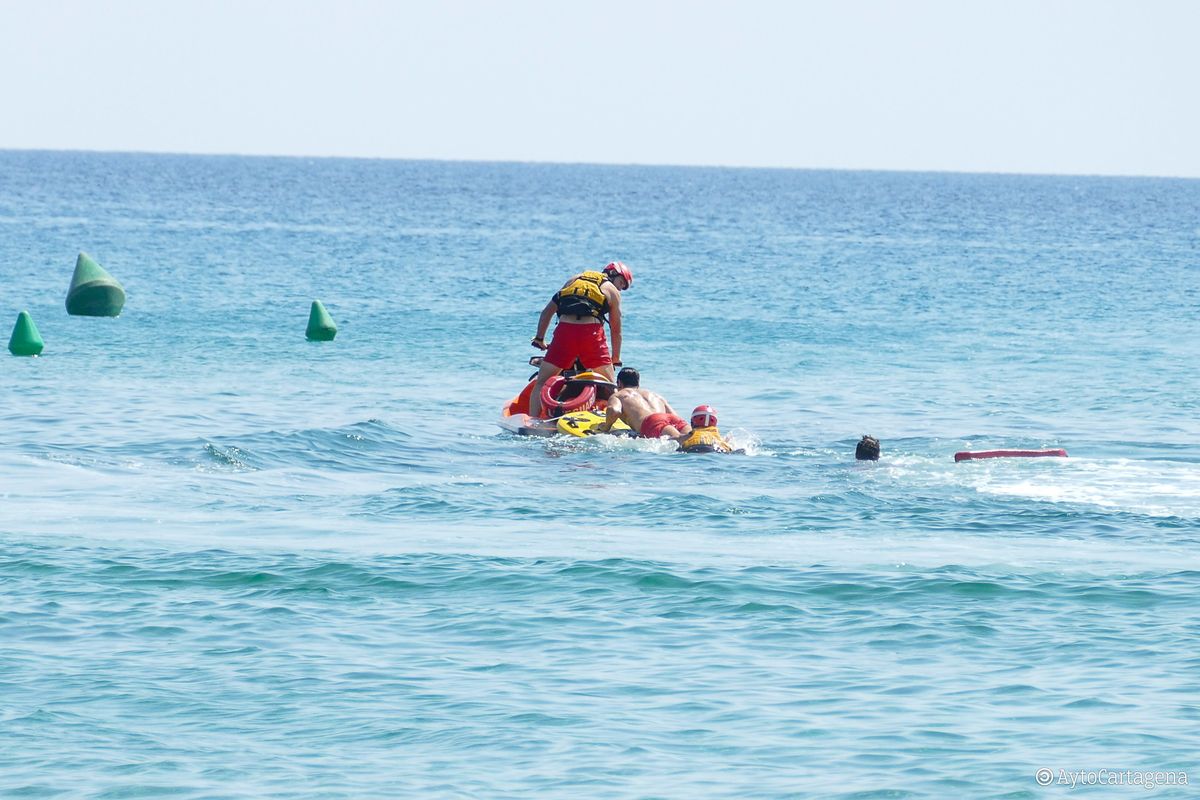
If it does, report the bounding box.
[606,286,622,364]
[532,299,556,348]
[596,394,623,433]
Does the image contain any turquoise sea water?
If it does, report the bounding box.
[2,151,1199,798]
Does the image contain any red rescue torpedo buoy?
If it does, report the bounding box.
[537,375,596,419]
[954,449,1068,462]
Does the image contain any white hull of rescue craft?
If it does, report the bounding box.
[497,411,561,437]
[497,409,632,438]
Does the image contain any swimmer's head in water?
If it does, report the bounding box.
[856,435,880,461]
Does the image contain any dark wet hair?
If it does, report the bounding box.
[856,435,880,461]
[617,367,640,387]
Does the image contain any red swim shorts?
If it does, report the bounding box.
[544,322,611,370]
[640,413,687,439]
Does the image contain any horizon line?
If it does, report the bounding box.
[1,145,1196,182]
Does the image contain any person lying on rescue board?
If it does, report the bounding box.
[592,368,691,444]
[676,406,735,454]
[528,261,632,419]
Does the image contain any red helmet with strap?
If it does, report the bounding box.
[691,405,717,428]
[603,261,633,289]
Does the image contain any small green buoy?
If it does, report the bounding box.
[66,252,126,317]
[306,299,337,341]
[9,310,45,356]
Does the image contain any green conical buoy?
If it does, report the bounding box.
[9,310,45,356]
[66,252,126,317]
[306,300,337,341]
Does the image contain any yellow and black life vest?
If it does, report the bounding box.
[679,427,731,454]
[554,271,610,320]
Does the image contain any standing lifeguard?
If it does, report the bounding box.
[528,261,632,418]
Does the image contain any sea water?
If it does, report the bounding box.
[1,151,1198,798]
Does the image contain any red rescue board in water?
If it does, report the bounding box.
[954,449,1068,462]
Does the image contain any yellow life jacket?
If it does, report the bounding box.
[679,426,731,453]
[554,271,610,320]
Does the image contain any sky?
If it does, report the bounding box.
[1,0,1197,177]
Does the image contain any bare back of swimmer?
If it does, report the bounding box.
[594,368,691,442]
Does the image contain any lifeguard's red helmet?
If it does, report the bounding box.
[603,261,633,289]
[691,405,718,428]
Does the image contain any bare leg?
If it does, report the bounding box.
[528,359,564,419]
[663,424,694,445]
